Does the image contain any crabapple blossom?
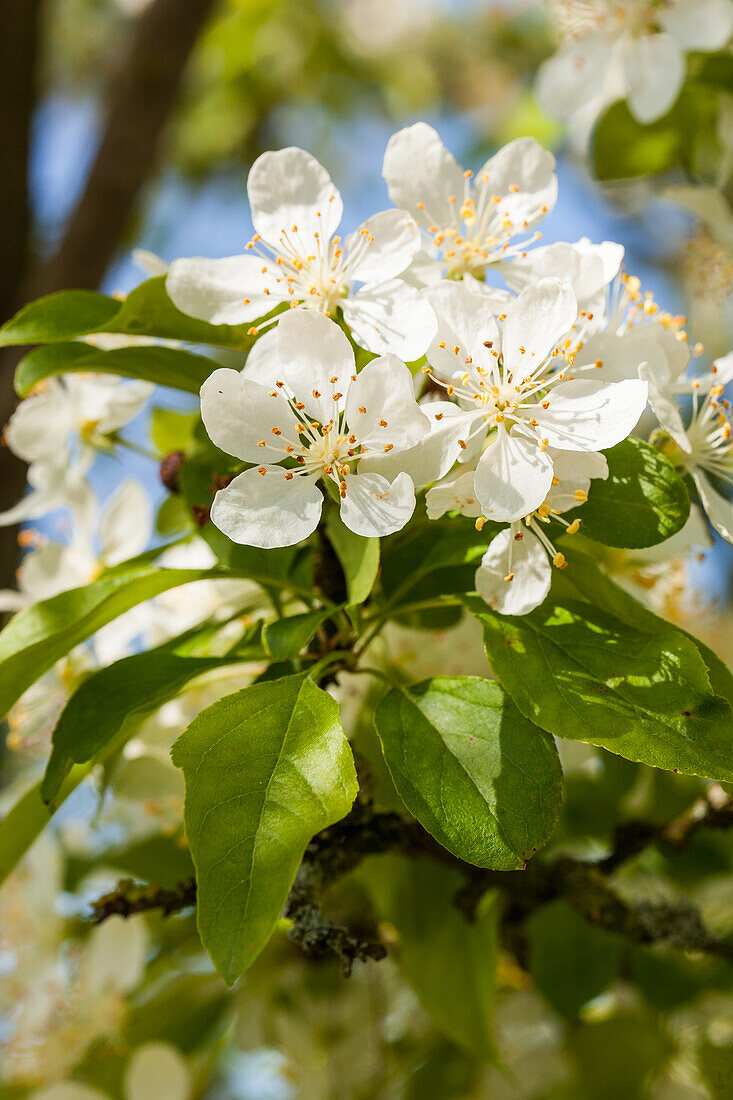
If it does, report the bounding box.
[474,449,609,616]
[421,278,647,522]
[382,122,557,285]
[166,146,436,360]
[652,352,733,543]
[199,311,431,547]
[0,374,152,527]
[538,0,733,129]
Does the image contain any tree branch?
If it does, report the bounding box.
[89,790,733,973]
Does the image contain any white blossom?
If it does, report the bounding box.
[421,278,647,522]
[538,0,733,129]
[474,449,608,615]
[0,375,151,528]
[382,122,557,286]
[199,311,430,547]
[166,146,436,360]
[652,352,733,543]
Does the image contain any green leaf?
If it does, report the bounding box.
[527,900,624,1019]
[593,99,681,180]
[593,85,719,182]
[374,677,562,869]
[467,596,733,781]
[1,277,260,349]
[263,608,335,659]
[42,651,238,803]
[364,857,500,1060]
[86,834,195,891]
[151,407,199,454]
[381,518,500,608]
[171,674,357,983]
[568,438,690,548]
[0,290,121,345]
[15,342,217,397]
[325,511,379,605]
[559,547,733,707]
[0,565,226,719]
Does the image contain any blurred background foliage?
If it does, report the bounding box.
[2,2,733,1098]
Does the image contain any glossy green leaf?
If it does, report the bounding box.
[593,99,681,180]
[467,596,733,781]
[527,900,624,1019]
[42,651,238,803]
[365,857,499,1060]
[568,438,690,548]
[560,547,733,707]
[1,277,259,349]
[0,565,226,719]
[0,290,121,345]
[171,674,357,983]
[381,518,500,608]
[325,511,379,605]
[263,608,335,659]
[374,677,562,869]
[15,342,217,397]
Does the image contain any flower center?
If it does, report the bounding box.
[415,173,544,277]
[245,221,376,317]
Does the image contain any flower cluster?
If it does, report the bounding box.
[158,124,732,615]
[3,125,730,629]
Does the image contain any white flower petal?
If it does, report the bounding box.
[532,378,648,452]
[502,279,577,376]
[505,239,621,309]
[347,209,422,283]
[247,147,342,247]
[624,34,684,124]
[99,480,153,566]
[475,528,551,616]
[133,248,169,277]
[660,0,733,50]
[83,914,148,994]
[692,470,733,544]
[360,400,471,486]
[124,1043,192,1100]
[426,468,482,519]
[275,310,355,422]
[5,386,74,463]
[339,471,415,537]
[210,467,322,548]
[166,256,276,326]
[19,543,93,601]
[639,362,691,453]
[200,368,298,462]
[345,354,429,451]
[342,279,437,360]
[473,137,557,230]
[474,427,554,522]
[550,448,609,484]
[382,122,465,229]
[536,32,612,122]
[425,280,501,377]
[240,327,280,384]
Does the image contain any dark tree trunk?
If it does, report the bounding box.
[0,0,218,589]
[31,0,219,296]
[0,0,42,591]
